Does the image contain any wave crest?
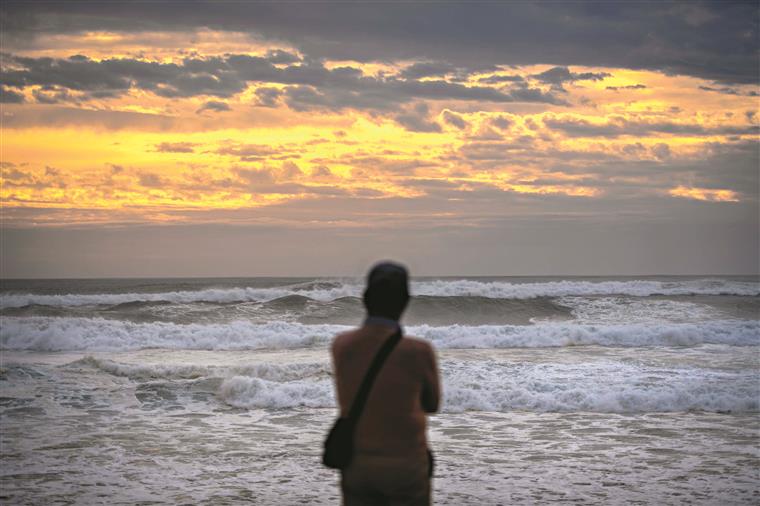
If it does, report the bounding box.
[1,317,757,351]
[214,360,758,414]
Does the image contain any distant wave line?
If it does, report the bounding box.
[1,278,758,308]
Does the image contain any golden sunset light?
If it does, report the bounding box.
[1,1,758,276]
[1,3,759,505]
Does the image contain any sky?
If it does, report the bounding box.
[0,1,758,278]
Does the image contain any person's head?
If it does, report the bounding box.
[363,261,410,321]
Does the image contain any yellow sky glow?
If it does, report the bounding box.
[2,42,758,226]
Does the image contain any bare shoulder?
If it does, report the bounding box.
[400,335,436,356]
[331,328,360,355]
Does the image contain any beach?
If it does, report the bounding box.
[1,276,759,504]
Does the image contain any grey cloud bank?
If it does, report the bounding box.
[3,1,758,84]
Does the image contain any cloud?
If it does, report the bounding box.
[698,85,758,97]
[196,100,231,113]
[0,105,179,130]
[3,2,757,84]
[543,116,760,138]
[478,74,525,84]
[1,165,68,190]
[311,165,332,177]
[2,52,570,116]
[606,84,647,91]
[32,86,78,104]
[1,86,24,103]
[155,142,196,153]
[489,116,512,130]
[507,85,569,105]
[1,167,28,181]
[394,103,441,132]
[457,140,534,161]
[265,49,301,65]
[234,167,275,185]
[400,61,457,79]
[532,66,611,92]
[314,153,436,175]
[441,110,467,130]
[137,172,164,187]
[216,143,284,161]
[280,160,302,179]
[669,186,739,202]
[651,143,671,160]
[254,87,282,107]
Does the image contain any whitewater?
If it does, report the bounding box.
[1,276,758,504]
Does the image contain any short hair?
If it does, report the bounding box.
[363,261,410,319]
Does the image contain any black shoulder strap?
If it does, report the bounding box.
[347,328,402,422]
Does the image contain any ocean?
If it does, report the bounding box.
[1,276,758,504]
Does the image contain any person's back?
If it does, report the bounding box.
[330,262,441,506]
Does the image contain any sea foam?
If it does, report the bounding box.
[2,316,757,351]
[214,359,759,414]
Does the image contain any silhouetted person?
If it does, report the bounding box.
[331,262,441,505]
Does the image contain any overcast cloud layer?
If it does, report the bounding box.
[1,1,758,276]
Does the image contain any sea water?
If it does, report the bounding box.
[1,276,758,504]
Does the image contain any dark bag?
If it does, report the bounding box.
[322,417,355,469]
[323,329,402,469]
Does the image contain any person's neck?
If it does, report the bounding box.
[364,315,400,328]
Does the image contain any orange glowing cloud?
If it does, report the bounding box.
[668,186,740,202]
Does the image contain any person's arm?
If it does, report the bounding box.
[420,342,441,413]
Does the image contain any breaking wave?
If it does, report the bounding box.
[218,360,759,414]
[2,316,757,351]
[65,356,758,414]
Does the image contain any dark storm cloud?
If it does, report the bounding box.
[4,1,755,84]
